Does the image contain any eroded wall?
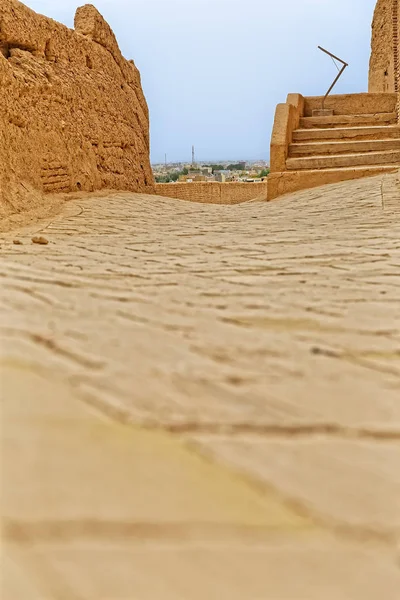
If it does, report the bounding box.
[156,182,268,204]
[369,0,399,108]
[0,0,154,209]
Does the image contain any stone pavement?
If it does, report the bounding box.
[1,172,400,599]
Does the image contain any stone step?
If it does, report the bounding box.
[300,113,397,129]
[292,125,400,142]
[286,150,400,171]
[289,138,400,157]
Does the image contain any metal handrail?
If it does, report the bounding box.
[318,46,348,109]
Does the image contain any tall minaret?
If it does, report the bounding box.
[192,145,195,166]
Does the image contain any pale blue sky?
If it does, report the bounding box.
[25,0,377,163]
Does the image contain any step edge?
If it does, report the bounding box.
[287,150,400,161]
[290,138,400,147]
[276,165,398,174]
[300,112,397,119]
[293,125,400,133]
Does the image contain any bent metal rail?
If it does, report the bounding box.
[318,46,349,109]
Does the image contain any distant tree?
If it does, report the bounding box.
[210,164,225,174]
[257,169,270,178]
[155,175,168,183]
[155,166,204,183]
[227,163,246,171]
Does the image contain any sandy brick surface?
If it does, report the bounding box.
[1,172,400,599]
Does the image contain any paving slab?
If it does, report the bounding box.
[1,172,400,598]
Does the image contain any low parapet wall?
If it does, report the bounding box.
[156,182,268,204]
[304,93,397,116]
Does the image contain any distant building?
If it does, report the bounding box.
[179,173,206,183]
[214,170,231,183]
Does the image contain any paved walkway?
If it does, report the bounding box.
[1,172,400,599]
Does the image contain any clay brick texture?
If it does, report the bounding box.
[0,0,155,206]
[369,0,400,119]
[156,182,268,204]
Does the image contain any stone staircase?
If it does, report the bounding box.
[268,93,400,200]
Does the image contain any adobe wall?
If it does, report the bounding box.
[304,93,397,116]
[156,182,268,204]
[0,0,154,212]
[369,0,399,117]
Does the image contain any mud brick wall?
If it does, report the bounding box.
[0,0,154,206]
[156,182,268,204]
[369,0,400,119]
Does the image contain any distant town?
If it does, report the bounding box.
[152,159,270,184]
